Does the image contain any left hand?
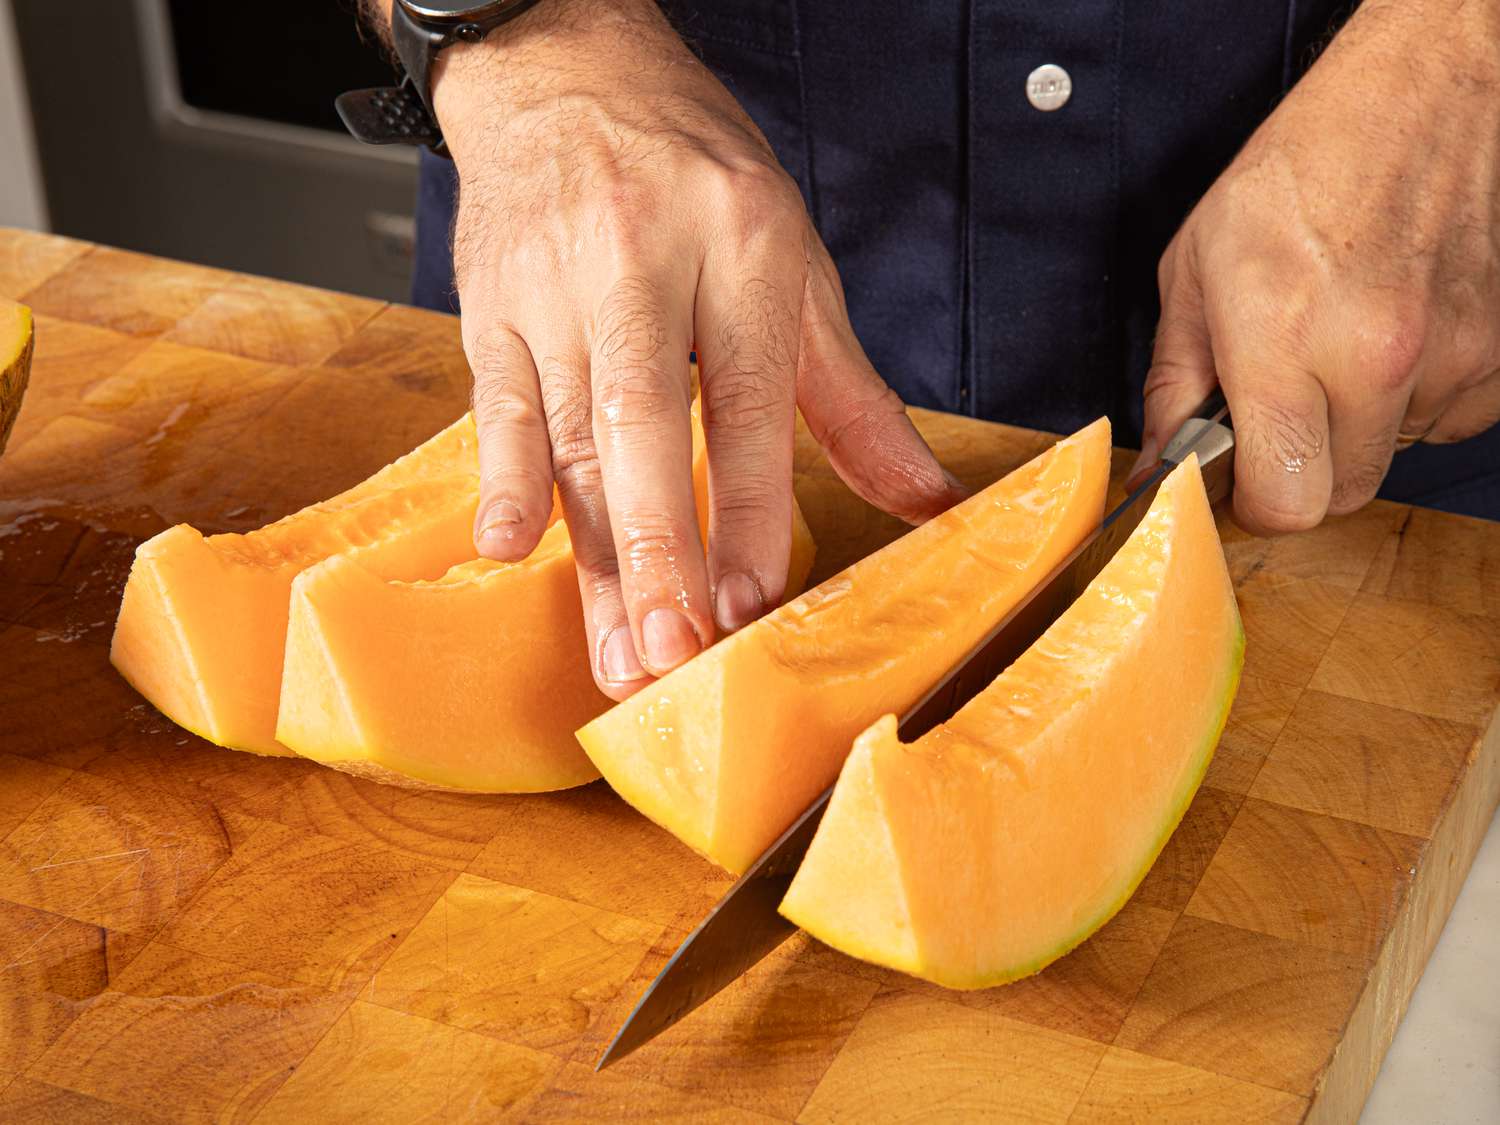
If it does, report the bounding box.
[1133,0,1500,534]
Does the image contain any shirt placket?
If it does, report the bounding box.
[966,0,1122,430]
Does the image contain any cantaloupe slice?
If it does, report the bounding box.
[577,418,1112,873]
[275,439,817,793]
[111,415,488,755]
[276,522,600,791]
[115,394,817,779]
[780,456,1243,988]
[1,300,34,456]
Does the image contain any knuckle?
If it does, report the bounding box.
[594,276,669,366]
[538,360,591,442]
[702,366,791,432]
[1444,314,1493,383]
[705,287,797,430]
[711,474,780,528]
[615,509,697,570]
[821,385,906,456]
[575,534,621,584]
[582,571,622,611]
[594,373,678,436]
[510,236,560,278]
[1352,305,1425,393]
[1329,472,1383,515]
[589,187,653,256]
[550,433,601,483]
[730,181,804,239]
[1239,398,1326,475]
[471,376,544,434]
[712,158,798,207]
[1330,437,1392,514]
[480,467,554,505]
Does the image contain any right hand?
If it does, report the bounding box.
[430,0,964,699]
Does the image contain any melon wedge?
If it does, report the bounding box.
[275,442,817,793]
[577,418,1112,873]
[111,415,488,755]
[1,300,34,456]
[276,522,600,791]
[780,456,1243,989]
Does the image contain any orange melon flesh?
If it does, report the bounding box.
[577,418,1112,874]
[275,439,818,793]
[779,456,1243,989]
[111,415,500,755]
[1,300,34,456]
[276,522,601,791]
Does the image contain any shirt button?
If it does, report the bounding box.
[1025,64,1072,112]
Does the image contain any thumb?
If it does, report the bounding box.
[796,248,967,524]
[1130,250,1219,487]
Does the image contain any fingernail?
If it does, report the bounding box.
[479,500,522,532]
[477,500,523,547]
[601,626,646,684]
[641,608,702,674]
[715,572,763,633]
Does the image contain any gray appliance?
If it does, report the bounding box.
[13,0,421,301]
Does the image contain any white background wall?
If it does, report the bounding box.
[0,0,48,231]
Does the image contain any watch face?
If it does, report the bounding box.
[402,0,529,21]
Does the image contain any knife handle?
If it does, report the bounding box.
[1160,389,1234,508]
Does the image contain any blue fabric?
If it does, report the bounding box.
[411,1,1500,520]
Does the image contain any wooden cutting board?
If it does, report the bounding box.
[0,227,1496,1124]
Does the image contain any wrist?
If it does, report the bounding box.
[430,0,675,154]
[1340,0,1500,80]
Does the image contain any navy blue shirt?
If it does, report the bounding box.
[412,1,1500,519]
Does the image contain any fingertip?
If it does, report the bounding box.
[893,465,969,526]
[595,625,652,700]
[640,607,704,676]
[1230,487,1327,538]
[597,678,649,703]
[941,467,971,503]
[474,498,545,561]
[714,571,765,633]
[1124,447,1159,492]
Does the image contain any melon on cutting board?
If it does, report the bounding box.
[577,417,1112,874]
[276,474,817,794]
[780,455,1243,989]
[111,416,487,755]
[1,300,34,456]
[114,400,817,790]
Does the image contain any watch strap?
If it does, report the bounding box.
[337,0,544,156]
[334,81,445,152]
[391,3,446,120]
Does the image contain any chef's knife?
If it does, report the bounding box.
[596,392,1235,1069]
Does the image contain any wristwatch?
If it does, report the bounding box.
[336,0,542,156]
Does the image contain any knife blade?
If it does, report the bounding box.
[596,392,1235,1070]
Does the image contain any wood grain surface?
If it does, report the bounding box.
[1,227,1497,1123]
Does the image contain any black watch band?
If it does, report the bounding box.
[336,0,543,157]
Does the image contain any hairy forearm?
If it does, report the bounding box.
[352,0,681,155]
